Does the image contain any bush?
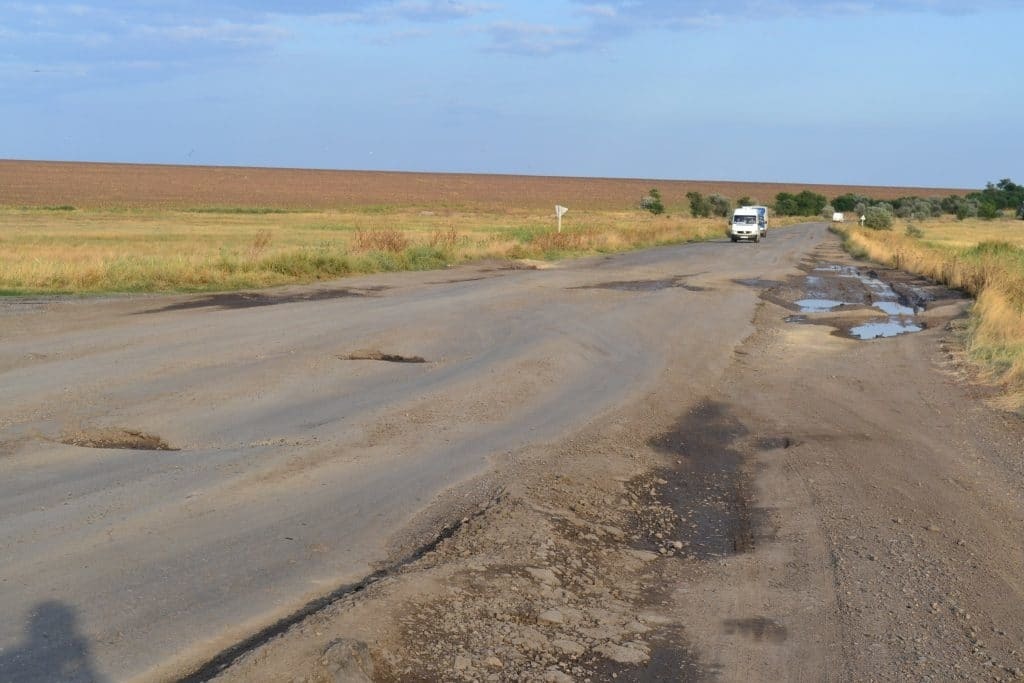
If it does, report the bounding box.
[708,193,732,217]
[735,196,752,207]
[686,191,711,218]
[352,228,409,253]
[641,188,665,215]
[905,223,924,238]
[978,201,1000,220]
[822,203,836,220]
[956,200,979,220]
[863,205,893,230]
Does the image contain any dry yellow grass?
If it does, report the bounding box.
[837,215,1024,409]
[0,206,771,294]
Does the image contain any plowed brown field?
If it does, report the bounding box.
[0,159,968,210]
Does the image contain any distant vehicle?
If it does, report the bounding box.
[730,206,768,242]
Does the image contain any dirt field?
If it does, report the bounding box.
[0,160,969,211]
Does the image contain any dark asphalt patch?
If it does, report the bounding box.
[575,277,707,293]
[340,350,428,363]
[645,401,767,559]
[590,627,706,682]
[140,286,388,313]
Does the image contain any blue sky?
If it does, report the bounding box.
[1,1,1021,188]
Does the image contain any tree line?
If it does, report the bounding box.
[670,179,1024,228]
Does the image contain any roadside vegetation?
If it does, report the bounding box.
[0,205,738,294]
[829,179,1024,408]
[0,186,817,296]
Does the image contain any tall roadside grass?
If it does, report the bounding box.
[0,206,747,295]
[834,215,1024,409]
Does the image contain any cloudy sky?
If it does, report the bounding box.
[1,1,1021,188]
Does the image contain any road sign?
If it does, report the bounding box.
[555,205,568,232]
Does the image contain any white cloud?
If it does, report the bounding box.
[484,22,587,55]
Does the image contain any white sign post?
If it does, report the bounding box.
[555,205,568,233]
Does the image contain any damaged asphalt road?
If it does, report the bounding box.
[2,224,1023,682]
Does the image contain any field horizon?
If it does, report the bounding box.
[0,159,971,211]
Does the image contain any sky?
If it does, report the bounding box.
[1,1,1022,189]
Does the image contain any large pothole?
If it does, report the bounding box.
[61,428,177,451]
[765,261,949,340]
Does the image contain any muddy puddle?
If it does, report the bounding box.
[766,262,941,340]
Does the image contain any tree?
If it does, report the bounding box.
[775,190,827,216]
[775,192,799,216]
[832,193,869,212]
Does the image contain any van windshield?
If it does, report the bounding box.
[733,215,757,224]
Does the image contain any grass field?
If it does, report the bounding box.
[1,160,930,295]
[836,214,1024,408]
[0,205,766,293]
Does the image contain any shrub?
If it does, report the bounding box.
[978,201,1000,220]
[686,191,711,218]
[735,196,752,207]
[905,223,925,238]
[956,200,979,220]
[708,193,732,217]
[641,188,665,215]
[352,228,409,252]
[863,205,893,230]
[822,203,836,220]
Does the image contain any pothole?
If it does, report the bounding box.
[775,261,935,341]
[850,320,925,340]
[61,429,177,451]
[757,436,796,450]
[722,617,789,644]
[340,350,428,363]
[575,277,707,293]
[734,278,783,289]
[795,299,846,312]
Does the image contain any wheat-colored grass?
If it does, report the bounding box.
[0,206,794,294]
[837,214,1024,409]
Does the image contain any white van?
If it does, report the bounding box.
[730,206,768,242]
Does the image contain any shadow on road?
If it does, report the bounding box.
[0,601,109,683]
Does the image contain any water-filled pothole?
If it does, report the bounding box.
[341,350,428,363]
[795,299,845,312]
[850,320,924,340]
[62,429,177,451]
[781,261,931,341]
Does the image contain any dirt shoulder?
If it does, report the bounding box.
[206,237,1024,683]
